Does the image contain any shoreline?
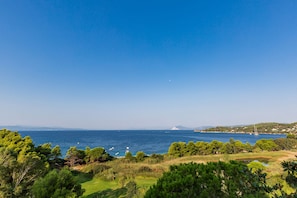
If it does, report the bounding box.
[195,130,285,135]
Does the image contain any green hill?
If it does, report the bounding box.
[201,122,297,134]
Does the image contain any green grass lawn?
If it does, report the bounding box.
[81,177,119,197]
[81,176,156,198]
[135,176,157,188]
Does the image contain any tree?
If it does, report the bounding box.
[234,140,245,153]
[195,141,210,155]
[35,143,54,168]
[244,142,253,152]
[0,148,47,197]
[178,142,187,156]
[274,138,297,150]
[186,141,198,156]
[255,139,280,151]
[221,142,233,154]
[145,161,272,198]
[84,147,112,163]
[209,140,223,154]
[125,152,135,162]
[278,157,297,197]
[229,138,239,154]
[0,130,48,197]
[50,145,64,168]
[31,168,84,198]
[0,129,35,162]
[65,147,85,167]
[168,142,180,157]
[168,142,187,157]
[135,151,146,162]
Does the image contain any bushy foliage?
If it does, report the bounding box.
[32,168,84,198]
[82,163,111,175]
[247,161,266,173]
[65,146,86,167]
[125,151,136,162]
[255,139,280,151]
[147,153,164,163]
[35,143,63,169]
[274,138,297,150]
[135,151,146,162]
[168,138,254,158]
[168,136,296,159]
[145,161,272,198]
[286,134,297,139]
[65,146,113,167]
[0,129,49,197]
[0,129,34,161]
[85,146,113,163]
[275,157,297,197]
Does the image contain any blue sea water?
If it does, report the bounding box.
[18,130,286,157]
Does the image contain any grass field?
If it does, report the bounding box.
[78,150,297,197]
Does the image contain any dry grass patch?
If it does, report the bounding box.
[78,150,297,197]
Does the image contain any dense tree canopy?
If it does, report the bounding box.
[255,139,280,151]
[0,129,83,197]
[0,129,47,197]
[167,137,296,158]
[65,146,86,167]
[32,168,84,198]
[145,161,272,198]
[85,146,113,163]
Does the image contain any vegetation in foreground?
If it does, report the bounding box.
[1,128,297,197]
[146,161,273,198]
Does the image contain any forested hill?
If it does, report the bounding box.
[201,122,297,134]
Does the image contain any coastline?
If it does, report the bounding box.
[195,130,285,135]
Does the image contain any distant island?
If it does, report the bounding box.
[0,125,84,131]
[195,122,297,134]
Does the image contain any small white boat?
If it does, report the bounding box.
[125,146,130,153]
[109,147,114,151]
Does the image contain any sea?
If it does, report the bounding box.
[18,130,286,157]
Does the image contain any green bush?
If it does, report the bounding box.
[147,154,164,164]
[32,168,84,198]
[145,161,272,198]
[248,161,266,173]
[82,163,111,175]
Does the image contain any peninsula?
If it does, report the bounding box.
[196,122,297,134]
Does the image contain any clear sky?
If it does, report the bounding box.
[1,1,297,129]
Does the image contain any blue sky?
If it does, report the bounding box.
[1,1,297,129]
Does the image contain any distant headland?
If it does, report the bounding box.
[195,122,297,134]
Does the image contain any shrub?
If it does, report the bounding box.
[248,161,266,173]
[148,154,164,164]
[82,163,111,175]
[136,151,146,162]
[145,161,272,198]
